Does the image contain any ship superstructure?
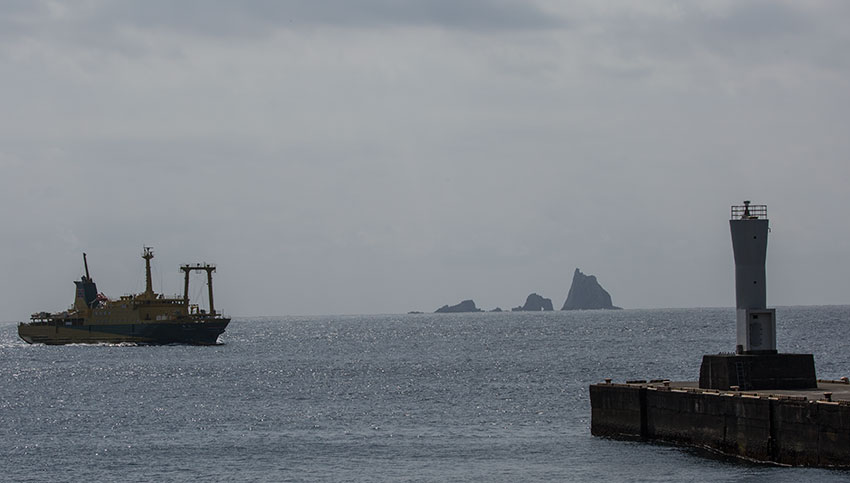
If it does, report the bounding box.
[18,248,230,345]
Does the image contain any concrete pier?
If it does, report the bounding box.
[589,201,841,466]
[591,379,850,466]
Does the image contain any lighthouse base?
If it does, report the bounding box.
[699,353,817,390]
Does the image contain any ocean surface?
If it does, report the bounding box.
[2,306,850,482]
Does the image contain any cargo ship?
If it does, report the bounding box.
[18,247,230,345]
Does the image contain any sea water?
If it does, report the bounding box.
[1,306,849,482]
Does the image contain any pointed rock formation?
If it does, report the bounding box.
[435,299,483,313]
[561,268,621,310]
[511,293,554,311]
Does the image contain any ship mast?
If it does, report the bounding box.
[142,246,155,296]
[180,262,217,315]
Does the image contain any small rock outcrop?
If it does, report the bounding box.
[511,293,554,311]
[561,268,621,310]
[435,299,483,313]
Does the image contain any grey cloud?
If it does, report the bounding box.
[697,1,810,40]
[571,1,849,83]
[101,0,565,33]
[0,0,47,18]
[2,0,565,45]
[0,1,50,40]
[603,3,815,53]
[682,1,821,62]
[0,0,568,62]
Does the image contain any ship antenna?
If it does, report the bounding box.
[83,252,91,281]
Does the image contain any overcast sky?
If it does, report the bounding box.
[1,0,848,319]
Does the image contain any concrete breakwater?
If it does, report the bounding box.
[590,379,850,467]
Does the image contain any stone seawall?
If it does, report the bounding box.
[590,382,850,466]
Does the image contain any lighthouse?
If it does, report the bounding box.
[730,201,775,354]
[698,201,816,390]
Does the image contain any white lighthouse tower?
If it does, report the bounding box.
[699,201,816,390]
[730,201,776,354]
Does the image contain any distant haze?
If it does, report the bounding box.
[2,1,849,319]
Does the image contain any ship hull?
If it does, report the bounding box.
[18,319,230,345]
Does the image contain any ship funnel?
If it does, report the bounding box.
[74,252,98,310]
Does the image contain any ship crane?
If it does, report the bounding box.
[180,262,218,315]
[83,252,91,281]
